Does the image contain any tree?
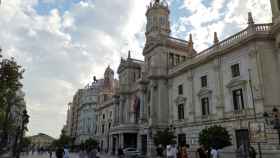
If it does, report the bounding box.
[0,57,25,150]
[199,125,232,149]
[21,137,31,150]
[52,129,73,148]
[153,128,176,148]
[84,138,98,150]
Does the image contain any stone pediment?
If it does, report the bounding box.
[174,96,187,104]
[197,88,212,97]
[226,79,247,88]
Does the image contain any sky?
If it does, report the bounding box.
[0,0,272,138]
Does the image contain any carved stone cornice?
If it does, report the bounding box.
[197,88,212,97]
[174,96,187,104]
[226,79,247,89]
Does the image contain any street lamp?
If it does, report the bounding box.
[263,107,280,145]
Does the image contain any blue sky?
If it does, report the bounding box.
[0,0,272,138]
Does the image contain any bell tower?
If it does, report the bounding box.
[145,0,171,43]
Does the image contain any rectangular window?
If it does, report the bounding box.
[169,54,174,66]
[102,124,105,134]
[233,89,245,111]
[178,84,183,95]
[182,56,186,62]
[231,64,240,78]
[201,75,208,88]
[201,97,210,116]
[178,104,184,120]
[278,0,280,10]
[175,55,180,65]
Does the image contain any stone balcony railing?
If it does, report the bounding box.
[169,23,273,75]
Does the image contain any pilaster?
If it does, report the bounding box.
[187,71,195,122]
[213,57,225,119]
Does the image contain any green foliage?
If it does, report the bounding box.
[0,56,26,151]
[83,138,99,150]
[21,137,31,149]
[199,125,232,149]
[153,128,176,148]
[52,129,73,148]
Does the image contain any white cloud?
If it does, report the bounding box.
[178,0,272,51]
[0,0,151,138]
[0,0,273,138]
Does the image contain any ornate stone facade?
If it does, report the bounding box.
[67,0,280,157]
[108,0,280,157]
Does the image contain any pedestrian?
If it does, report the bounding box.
[249,145,257,158]
[63,146,70,158]
[157,144,164,157]
[196,145,207,158]
[88,148,97,158]
[55,147,64,158]
[236,144,246,158]
[78,147,86,158]
[167,145,172,158]
[210,147,220,158]
[118,148,124,158]
[179,144,188,158]
[48,149,53,158]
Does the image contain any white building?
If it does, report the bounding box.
[109,0,280,157]
[76,81,100,144]
[69,0,280,157]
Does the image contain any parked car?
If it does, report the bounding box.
[123,147,141,158]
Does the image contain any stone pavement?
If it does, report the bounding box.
[20,153,117,158]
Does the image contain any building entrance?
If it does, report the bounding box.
[141,135,147,155]
[124,133,137,148]
[236,129,250,157]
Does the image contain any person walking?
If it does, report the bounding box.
[117,148,124,158]
[249,145,257,158]
[196,145,207,158]
[167,145,172,158]
[78,147,87,158]
[63,146,70,158]
[48,149,53,158]
[55,147,64,158]
[210,147,220,158]
[180,144,188,158]
[88,148,97,158]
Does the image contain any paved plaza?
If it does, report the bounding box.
[21,153,117,158]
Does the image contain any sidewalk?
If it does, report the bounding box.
[99,154,118,158]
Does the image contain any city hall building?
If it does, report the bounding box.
[107,0,280,157]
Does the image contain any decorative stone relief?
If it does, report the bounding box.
[197,88,212,97]
[226,79,247,89]
[174,96,187,104]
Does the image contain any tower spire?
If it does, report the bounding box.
[128,50,131,59]
[188,34,193,49]
[213,32,219,45]
[248,12,254,25]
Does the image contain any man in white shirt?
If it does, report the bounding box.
[211,148,219,158]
